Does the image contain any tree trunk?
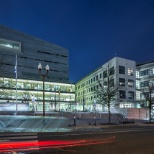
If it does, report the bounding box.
[149,102,151,123]
[108,101,111,124]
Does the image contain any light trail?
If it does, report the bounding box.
[0,136,116,153]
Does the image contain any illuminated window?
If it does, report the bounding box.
[128,79,134,87]
[136,80,140,89]
[128,68,133,76]
[0,38,21,52]
[136,91,140,100]
[136,71,140,78]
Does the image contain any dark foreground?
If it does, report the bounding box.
[1,128,154,154]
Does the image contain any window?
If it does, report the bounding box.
[136,80,140,89]
[136,91,140,100]
[128,91,134,99]
[149,69,153,75]
[103,71,107,78]
[110,79,114,87]
[100,73,102,79]
[136,71,140,78]
[104,81,107,86]
[86,81,88,85]
[109,67,114,75]
[140,81,149,87]
[81,82,85,88]
[119,78,125,86]
[96,75,98,80]
[119,90,126,98]
[93,77,95,82]
[128,68,133,76]
[140,70,149,76]
[0,38,21,52]
[119,66,125,74]
[128,79,134,88]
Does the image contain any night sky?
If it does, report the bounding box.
[0,0,154,83]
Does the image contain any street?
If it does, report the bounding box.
[0,127,154,154]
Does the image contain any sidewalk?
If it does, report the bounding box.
[0,115,153,132]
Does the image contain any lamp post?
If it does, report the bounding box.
[38,63,49,116]
[149,81,154,122]
[54,93,57,111]
[58,89,61,111]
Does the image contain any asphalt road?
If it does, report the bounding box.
[1,127,154,154]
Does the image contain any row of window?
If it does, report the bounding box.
[77,90,135,102]
[140,68,154,77]
[77,78,134,97]
[140,81,152,87]
[119,91,135,99]
[37,51,68,58]
[0,89,75,102]
[20,55,68,66]
[77,78,134,96]
[119,78,134,87]
[0,78,74,92]
[76,66,134,90]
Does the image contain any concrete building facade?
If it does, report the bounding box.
[0,25,69,83]
[75,57,136,112]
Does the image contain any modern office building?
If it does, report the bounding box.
[0,25,69,83]
[136,61,154,104]
[0,25,154,114]
[0,25,75,112]
[75,57,137,111]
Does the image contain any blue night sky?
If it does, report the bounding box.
[0,0,154,83]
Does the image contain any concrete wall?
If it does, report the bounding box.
[118,108,149,120]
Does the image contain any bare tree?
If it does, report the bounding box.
[94,65,120,124]
[141,80,154,123]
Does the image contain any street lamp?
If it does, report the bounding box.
[149,81,154,122]
[38,63,49,116]
[58,89,61,111]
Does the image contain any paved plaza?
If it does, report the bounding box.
[0,112,154,132]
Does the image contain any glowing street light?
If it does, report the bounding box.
[38,63,49,116]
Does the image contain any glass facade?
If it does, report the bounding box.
[140,68,154,77]
[0,77,75,112]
